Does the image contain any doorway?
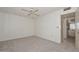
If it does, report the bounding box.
[61,12,75,47]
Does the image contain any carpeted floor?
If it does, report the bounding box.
[0,36,79,52]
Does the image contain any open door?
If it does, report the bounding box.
[75,8,79,48]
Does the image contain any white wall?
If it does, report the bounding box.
[0,13,4,40]
[0,12,34,41]
[36,10,62,43]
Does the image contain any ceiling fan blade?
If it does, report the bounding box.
[22,9,28,11]
[22,9,32,12]
[34,9,39,12]
[34,14,40,16]
[27,13,32,15]
[29,9,39,14]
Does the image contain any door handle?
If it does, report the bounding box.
[56,26,59,28]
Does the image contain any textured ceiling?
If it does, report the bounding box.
[0,7,64,18]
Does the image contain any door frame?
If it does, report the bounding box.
[61,12,75,43]
[61,15,64,43]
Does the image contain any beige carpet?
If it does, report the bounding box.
[0,36,79,52]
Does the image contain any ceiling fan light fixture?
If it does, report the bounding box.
[21,8,40,17]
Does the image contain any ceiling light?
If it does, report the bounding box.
[22,8,40,16]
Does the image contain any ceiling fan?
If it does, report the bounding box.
[22,8,40,16]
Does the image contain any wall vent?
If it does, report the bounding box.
[64,7,71,11]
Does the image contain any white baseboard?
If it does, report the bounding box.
[0,35,34,42]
